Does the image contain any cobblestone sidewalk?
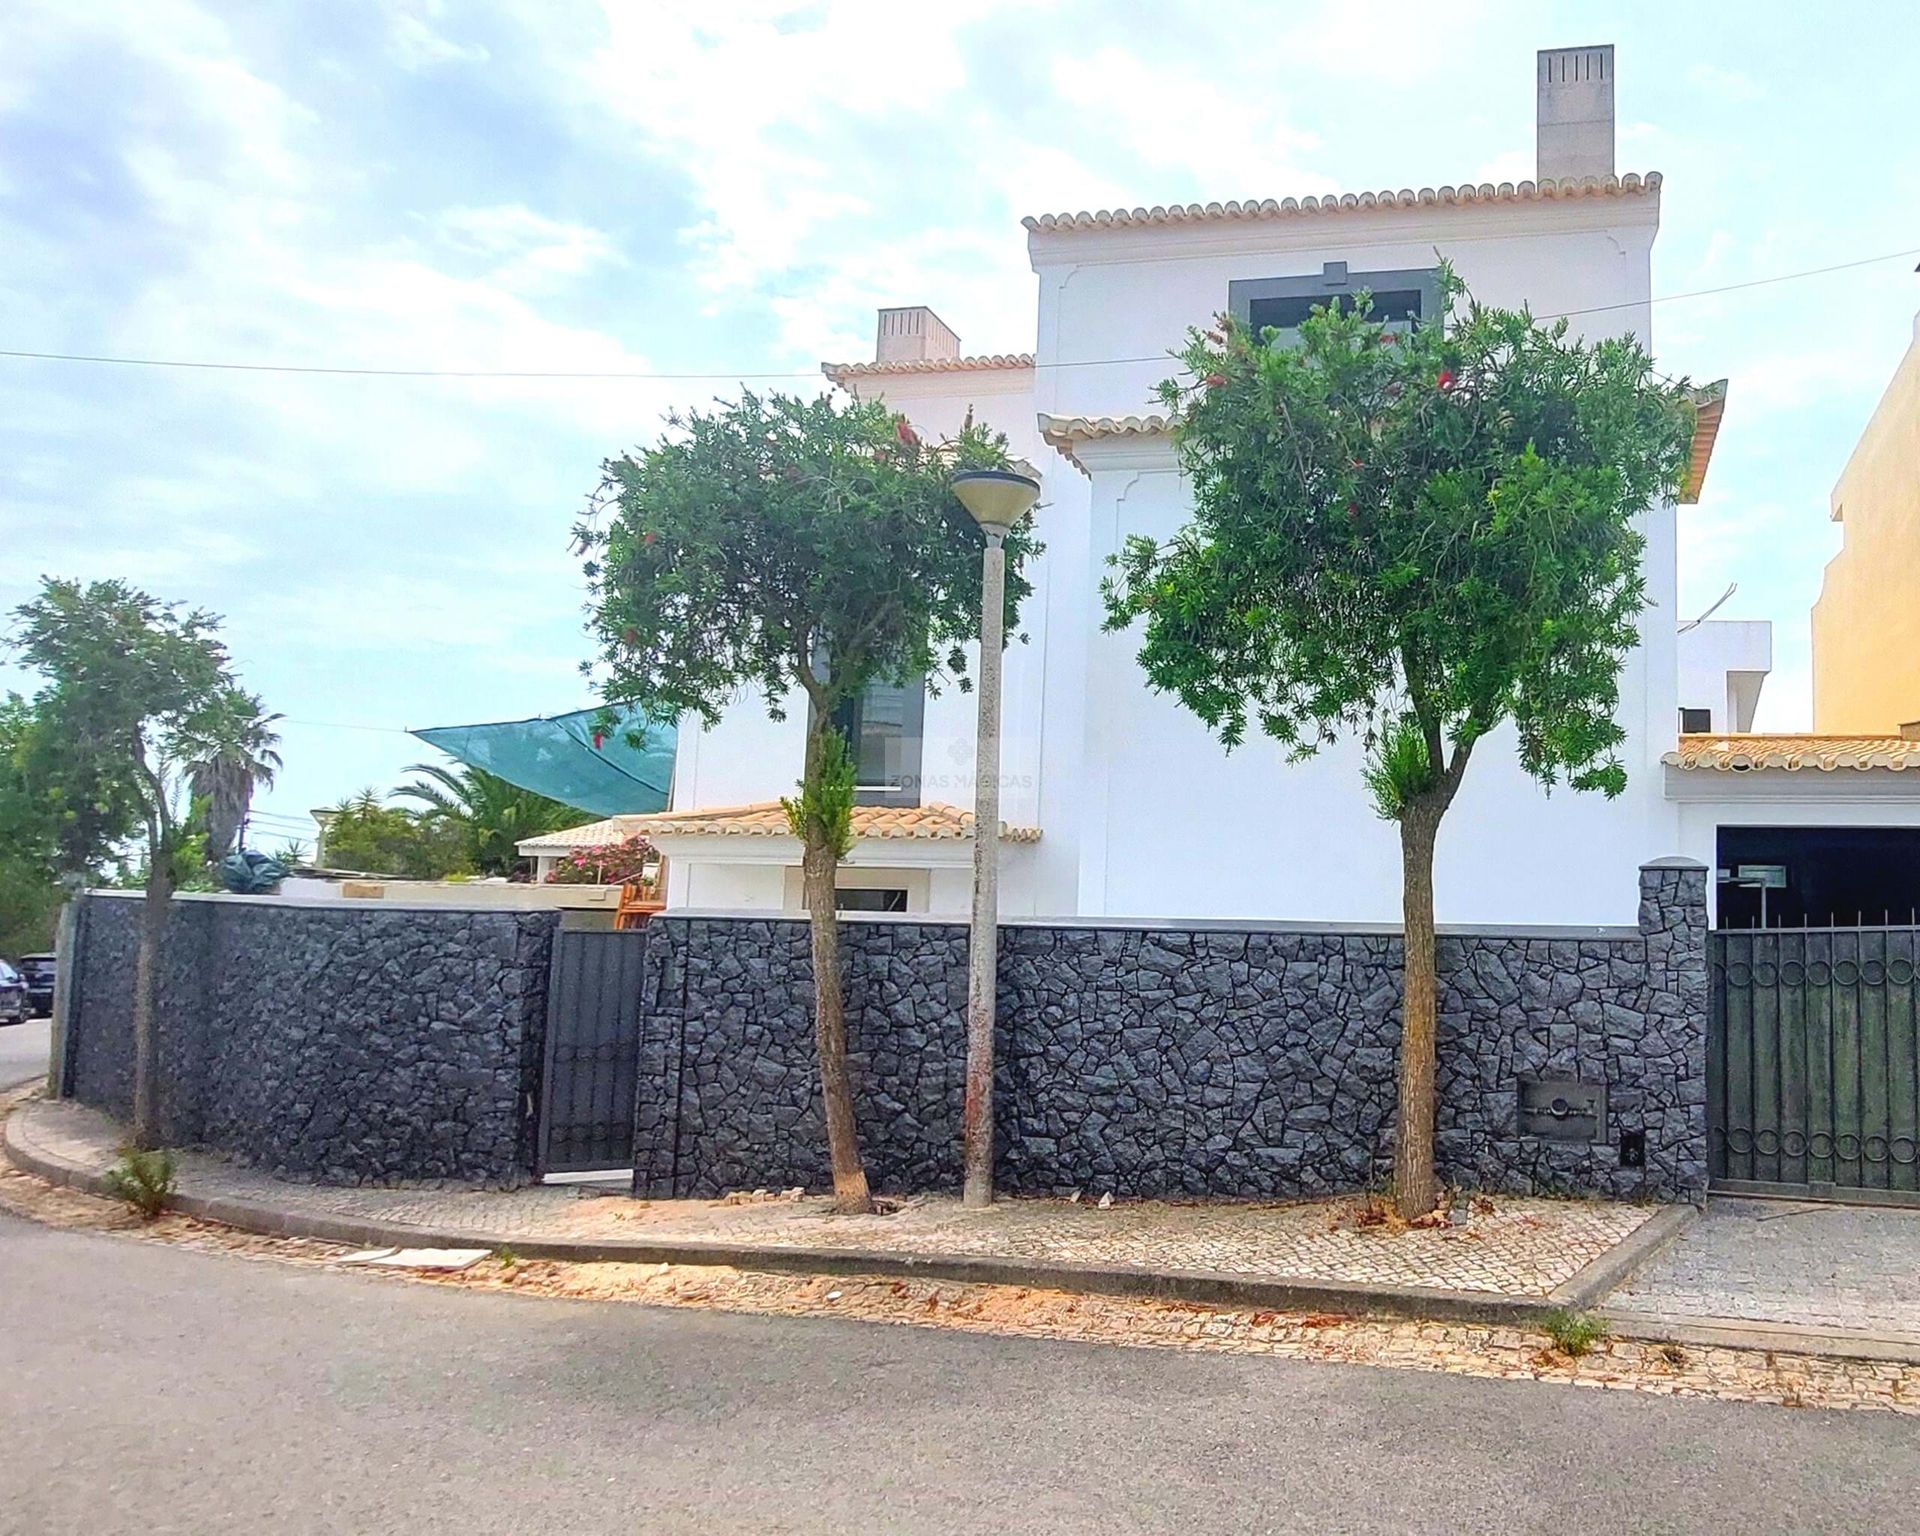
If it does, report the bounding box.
[1611,1197,1920,1337]
[10,1098,1658,1301]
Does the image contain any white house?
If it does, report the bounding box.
[540,44,1920,932]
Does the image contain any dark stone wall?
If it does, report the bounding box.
[66,894,558,1186]
[634,862,1708,1202]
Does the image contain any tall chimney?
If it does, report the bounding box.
[875,306,961,364]
[1536,44,1615,182]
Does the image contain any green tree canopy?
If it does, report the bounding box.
[1104,268,1694,1216]
[390,762,581,877]
[178,686,283,862]
[320,790,470,879]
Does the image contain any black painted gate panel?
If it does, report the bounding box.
[1710,927,1920,1205]
[536,929,649,1175]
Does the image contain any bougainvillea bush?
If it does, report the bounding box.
[542,832,656,886]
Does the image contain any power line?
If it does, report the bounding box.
[2,244,1915,382]
[278,715,417,736]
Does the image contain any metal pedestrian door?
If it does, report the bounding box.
[1710,928,1920,1205]
[535,929,650,1176]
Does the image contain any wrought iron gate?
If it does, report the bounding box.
[536,929,650,1176]
[1710,927,1920,1205]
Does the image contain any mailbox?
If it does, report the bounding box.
[1517,1076,1606,1142]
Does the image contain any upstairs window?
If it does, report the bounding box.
[1680,707,1713,734]
[1228,261,1438,346]
[830,675,925,807]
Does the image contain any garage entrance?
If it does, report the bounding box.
[1709,926,1920,1205]
[1716,825,1920,930]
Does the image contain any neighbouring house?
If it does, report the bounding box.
[530,44,1920,935]
[1677,618,1772,736]
[1812,309,1920,735]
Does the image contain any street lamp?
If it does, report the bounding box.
[950,467,1041,1208]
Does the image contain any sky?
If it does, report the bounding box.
[3,0,1917,848]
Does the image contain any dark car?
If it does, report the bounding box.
[17,952,54,1017]
[0,960,26,1026]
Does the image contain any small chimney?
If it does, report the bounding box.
[875,306,960,364]
[1537,44,1615,182]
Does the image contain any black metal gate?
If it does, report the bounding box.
[535,929,650,1176]
[1710,927,1920,1205]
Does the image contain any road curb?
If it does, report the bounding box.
[1550,1202,1698,1307]
[0,1103,1643,1330]
[1602,1309,1920,1367]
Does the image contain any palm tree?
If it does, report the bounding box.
[181,688,283,862]
[390,762,581,877]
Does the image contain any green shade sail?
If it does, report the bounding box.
[410,706,675,817]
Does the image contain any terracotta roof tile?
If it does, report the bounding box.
[1681,380,1727,506]
[517,815,653,854]
[1665,734,1920,772]
[1023,174,1662,234]
[1038,412,1173,474]
[821,353,1035,385]
[625,800,1040,843]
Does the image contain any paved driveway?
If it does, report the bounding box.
[6,1209,1920,1535]
[1611,1197,1920,1337]
[0,1017,50,1091]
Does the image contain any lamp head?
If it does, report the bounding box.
[951,468,1040,537]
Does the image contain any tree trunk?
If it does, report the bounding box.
[1392,804,1442,1220]
[799,726,872,1215]
[130,834,172,1151]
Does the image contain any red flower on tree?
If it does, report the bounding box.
[1436,368,1456,392]
[895,417,919,447]
[1203,373,1228,390]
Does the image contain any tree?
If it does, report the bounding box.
[10,579,236,1148]
[318,790,470,878]
[581,390,1035,1212]
[179,687,283,862]
[391,762,581,878]
[0,693,134,955]
[1102,269,1694,1218]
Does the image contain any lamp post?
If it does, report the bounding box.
[950,467,1041,1208]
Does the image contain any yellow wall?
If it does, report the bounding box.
[1813,316,1920,732]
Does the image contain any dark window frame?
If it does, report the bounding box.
[820,674,926,808]
[1228,261,1440,345]
[835,887,910,913]
[1679,707,1713,734]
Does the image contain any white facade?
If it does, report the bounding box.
[648,46,1920,929]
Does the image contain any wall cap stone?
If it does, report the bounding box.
[1639,857,1709,871]
[663,908,1642,941]
[82,889,562,919]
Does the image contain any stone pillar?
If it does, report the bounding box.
[1638,857,1710,1199]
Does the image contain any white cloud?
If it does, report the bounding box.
[386,0,490,69]
[430,204,624,291]
[586,1,987,294]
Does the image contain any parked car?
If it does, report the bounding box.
[0,960,27,1026]
[17,952,54,1017]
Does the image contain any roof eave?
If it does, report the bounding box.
[1679,380,1728,506]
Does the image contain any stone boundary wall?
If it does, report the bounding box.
[64,893,557,1186]
[634,862,1708,1202]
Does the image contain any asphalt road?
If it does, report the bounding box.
[2,1211,1918,1534]
[0,1017,50,1091]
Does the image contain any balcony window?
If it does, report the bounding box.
[828,675,925,807]
[1228,261,1438,346]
